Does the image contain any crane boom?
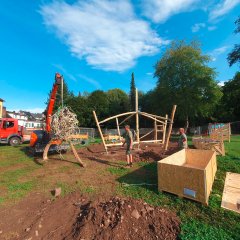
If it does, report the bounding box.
[45,73,62,133]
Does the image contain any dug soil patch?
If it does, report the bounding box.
[0,193,180,240]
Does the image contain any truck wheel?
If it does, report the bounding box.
[9,137,21,146]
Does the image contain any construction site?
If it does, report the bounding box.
[0,2,240,239]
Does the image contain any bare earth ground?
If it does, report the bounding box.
[0,142,180,240]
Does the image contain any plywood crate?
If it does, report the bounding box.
[158,149,217,205]
[192,137,225,156]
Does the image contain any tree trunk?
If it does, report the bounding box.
[184,116,189,133]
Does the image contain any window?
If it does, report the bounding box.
[5,121,14,128]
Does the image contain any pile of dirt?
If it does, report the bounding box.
[69,197,180,240]
[78,142,179,163]
[0,193,180,240]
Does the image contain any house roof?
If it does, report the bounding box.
[0,98,4,102]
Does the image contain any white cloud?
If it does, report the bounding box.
[209,0,240,21]
[78,74,102,89]
[192,23,206,32]
[52,63,77,82]
[40,0,168,72]
[209,46,229,61]
[142,0,199,23]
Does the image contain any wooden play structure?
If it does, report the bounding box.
[158,149,217,205]
[209,123,231,142]
[192,136,225,156]
[93,89,177,153]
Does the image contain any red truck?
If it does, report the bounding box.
[0,118,26,146]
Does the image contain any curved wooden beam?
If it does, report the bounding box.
[98,111,136,124]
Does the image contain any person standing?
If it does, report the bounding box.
[178,128,188,149]
[122,125,133,168]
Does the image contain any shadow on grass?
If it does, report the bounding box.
[117,162,159,194]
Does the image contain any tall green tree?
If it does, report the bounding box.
[154,40,222,130]
[228,17,240,67]
[88,90,109,124]
[107,88,129,116]
[220,72,240,121]
[130,72,136,111]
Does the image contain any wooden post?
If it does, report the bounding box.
[154,118,157,142]
[69,141,85,167]
[135,88,140,143]
[116,117,121,136]
[164,105,177,151]
[93,111,108,153]
[162,114,168,144]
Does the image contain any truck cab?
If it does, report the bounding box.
[0,118,23,146]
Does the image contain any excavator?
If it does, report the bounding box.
[29,73,67,155]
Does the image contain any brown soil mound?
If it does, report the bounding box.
[0,193,180,240]
[68,197,180,240]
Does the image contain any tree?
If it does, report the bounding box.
[220,72,240,121]
[154,40,222,130]
[228,17,240,67]
[107,89,129,116]
[129,72,136,111]
[88,90,109,125]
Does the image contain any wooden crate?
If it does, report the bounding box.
[158,149,217,205]
[192,137,225,156]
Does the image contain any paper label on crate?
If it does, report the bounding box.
[183,188,196,198]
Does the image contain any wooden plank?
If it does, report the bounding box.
[164,105,177,151]
[93,111,108,153]
[221,172,240,214]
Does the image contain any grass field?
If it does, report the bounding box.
[0,136,240,239]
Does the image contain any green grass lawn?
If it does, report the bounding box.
[0,136,239,239]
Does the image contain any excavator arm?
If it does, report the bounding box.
[45,73,62,133]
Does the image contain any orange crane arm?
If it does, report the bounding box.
[45,73,62,133]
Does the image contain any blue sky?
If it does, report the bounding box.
[0,0,239,113]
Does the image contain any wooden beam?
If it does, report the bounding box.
[141,140,163,143]
[154,118,157,141]
[139,130,154,140]
[106,141,139,147]
[139,112,165,124]
[136,88,140,143]
[93,111,108,153]
[164,105,177,151]
[98,112,136,124]
[116,117,121,136]
[140,111,170,121]
[162,114,168,144]
[119,113,135,126]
